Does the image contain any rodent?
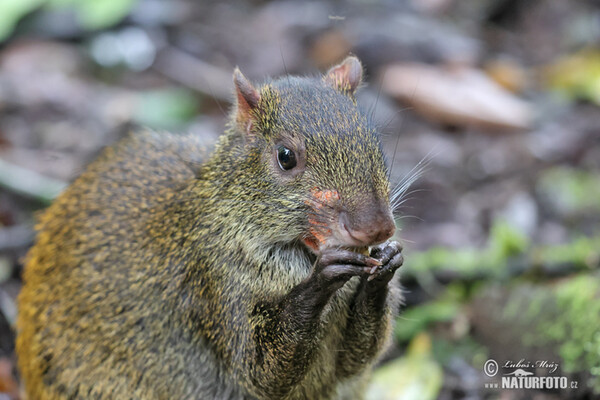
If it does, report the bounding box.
[16,56,404,400]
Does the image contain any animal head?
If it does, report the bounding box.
[224,56,395,253]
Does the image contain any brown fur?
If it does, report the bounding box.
[17,57,402,399]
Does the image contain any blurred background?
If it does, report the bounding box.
[0,0,599,399]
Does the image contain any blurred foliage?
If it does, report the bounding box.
[432,336,489,373]
[399,216,600,381]
[0,0,43,41]
[538,167,600,214]
[406,219,530,279]
[0,0,138,41]
[406,218,599,281]
[367,333,443,400]
[133,88,200,130]
[487,219,531,260]
[0,158,67,204]
[545,49,600,106]
[51,0,138,30]
[532,235,600,270]
[395,285,463,343]
[503,275,600,393]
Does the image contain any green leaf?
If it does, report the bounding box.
[46,0,138,30]
[538,167,600,214]
[395,299,460,342]
[367,334,443,400]
[488,219,530,260]
[133,88,199,129]
[545,49,600,106]
[0,0,44,41]
[75,0,138,30]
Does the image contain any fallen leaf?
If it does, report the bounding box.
[366,333,443,400]
[484,58,528,93]
[382,63,533,132]
[543,49,600,106]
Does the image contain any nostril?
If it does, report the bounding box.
[339,211,351,232]
[339,211,369,245]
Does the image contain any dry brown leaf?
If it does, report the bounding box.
[484,58,528,94]
[382,63,533,132]
[309,30,352,70]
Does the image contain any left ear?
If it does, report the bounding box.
[324,56,363,96]
[233,67,261,135]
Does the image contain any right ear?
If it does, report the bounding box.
[233,68,260,135]
[324,56,363,96]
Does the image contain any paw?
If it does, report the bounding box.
[313,248,381,290]
[366,241,403,288]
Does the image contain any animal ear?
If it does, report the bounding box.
[324,56,363,95]
[233,68,261,134]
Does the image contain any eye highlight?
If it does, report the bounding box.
[277,146,297,170]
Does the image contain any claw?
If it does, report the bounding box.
[365,241,404,286]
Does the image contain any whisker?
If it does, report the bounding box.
[279,44,290,85]
[369,68,386,123]
[393,214,424,222]
[396,237,417,245]
[392,196,417,212]
[391,189,428,211]
[389,151,435,201]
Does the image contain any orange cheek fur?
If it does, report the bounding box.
[304,188,340,247]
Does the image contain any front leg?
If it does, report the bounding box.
[335,241,404,379]
[245,249,380,398]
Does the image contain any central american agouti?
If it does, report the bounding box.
[16,56,404,400]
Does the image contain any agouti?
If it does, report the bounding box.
[16,56,404,400]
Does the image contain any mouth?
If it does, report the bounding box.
[345,246,370,256]
[301,230,371,256]
[301,234,321,253]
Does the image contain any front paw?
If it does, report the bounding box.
[366,241,403,289]
[313,248,380,291]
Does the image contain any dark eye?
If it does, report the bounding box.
[277,146,297,170]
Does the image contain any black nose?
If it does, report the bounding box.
[339,209,395,246]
